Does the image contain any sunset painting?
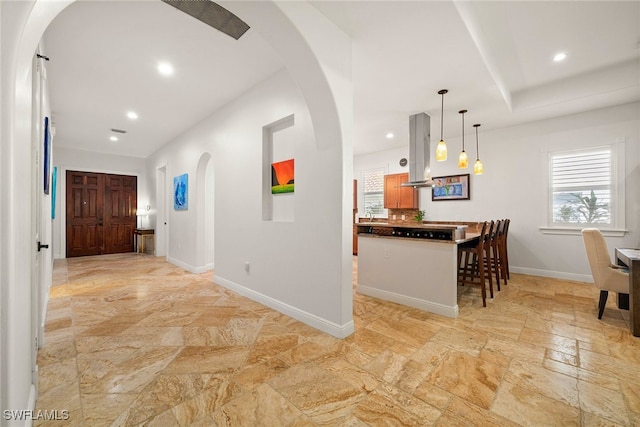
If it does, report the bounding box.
[271,159,294,194]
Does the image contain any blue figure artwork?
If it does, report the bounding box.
[174,173,188,210]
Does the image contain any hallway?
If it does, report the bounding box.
[36,254,640,425]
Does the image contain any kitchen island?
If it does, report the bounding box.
[356,222,478,318]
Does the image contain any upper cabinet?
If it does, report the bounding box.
[384,173,418,209]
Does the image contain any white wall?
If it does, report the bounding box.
[52,147,148,259]
[354,102,640,281]
[147,69,353,337]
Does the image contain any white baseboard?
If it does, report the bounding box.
[167,257,212,274]
[39,290,49,348]
[26,383,36,427]
[213,275,354,339]
[357,285,459,318]
[511,266,592,283]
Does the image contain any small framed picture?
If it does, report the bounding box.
[432,174,470,201]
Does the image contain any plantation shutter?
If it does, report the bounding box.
[551,147,612,225]
[363,169,385,215]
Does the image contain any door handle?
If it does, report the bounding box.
[37,241,49,252]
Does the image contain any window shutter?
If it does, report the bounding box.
[363,169,385,215]
[551,147,612,225]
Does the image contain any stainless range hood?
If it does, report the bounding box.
[401,112,434,187]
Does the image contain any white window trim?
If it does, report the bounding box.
[541,140,626,236]
[539,227,627,237]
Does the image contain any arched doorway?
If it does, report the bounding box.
[2,0,352,413]
[196,152,214,272]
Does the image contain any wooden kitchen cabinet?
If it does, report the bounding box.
[384,173,418,209]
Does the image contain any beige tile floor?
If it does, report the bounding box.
[35,253,640,426]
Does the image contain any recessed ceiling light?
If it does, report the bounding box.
[157,62,174,76]
[386,132,394,139]
[110,136,118,142]
[553,52,567,62]
[127,111,138,120]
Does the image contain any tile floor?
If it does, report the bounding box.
[35,253,640,426]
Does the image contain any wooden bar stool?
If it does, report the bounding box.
[458,221,491,306]
[488,219,504,291]
[500,218,511,280]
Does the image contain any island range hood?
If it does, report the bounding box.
[401,112,434,187]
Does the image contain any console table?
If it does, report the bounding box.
[134,228,155,255]
[616,248,640,337]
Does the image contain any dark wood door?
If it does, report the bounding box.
[66,171,137,257]
[66,171,104,257]
[104,174,137,254]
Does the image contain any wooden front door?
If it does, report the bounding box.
[104,174,137,254]
[66,170,137,257]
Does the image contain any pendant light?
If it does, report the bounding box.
[473,123,484,175]
[435,89,448,161]
[458,109,468,169]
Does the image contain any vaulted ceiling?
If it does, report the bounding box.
[43,1,640,158]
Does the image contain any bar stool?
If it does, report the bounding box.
[482,220,496,295]
[458,221,491,307]
[500,218,511,280]
[487,219,504,290]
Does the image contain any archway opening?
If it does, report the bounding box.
[196,152,214,271]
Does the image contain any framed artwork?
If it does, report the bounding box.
[51,166,57,219]
[43,117,51,194]
[173,173,188,210]
[432,174,470,201]
[271,158,294,194]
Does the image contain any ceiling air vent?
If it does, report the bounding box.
[111,128,127,134]
[161,0,250,40]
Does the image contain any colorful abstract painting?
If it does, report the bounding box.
[271,158,294,194]
[432,174,470,201]
[174,173,188,210]
[51,166,57,219]
[44,117,51,195]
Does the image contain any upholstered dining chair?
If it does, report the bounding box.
[581,228,630,319]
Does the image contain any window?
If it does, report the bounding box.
[550,146,616,226]
[362,168,385,216]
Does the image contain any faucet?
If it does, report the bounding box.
[369,211,374,222]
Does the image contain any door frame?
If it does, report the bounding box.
[59,167,141,259]
[155,165,168,258]
[30,50,45,398]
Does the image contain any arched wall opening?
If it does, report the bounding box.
[196,152,214,271]
[2,0,352,414]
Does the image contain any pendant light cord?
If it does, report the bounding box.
[440,93,444,141]
[460,110,466,150]
[437,89,448,141]
[475,124,480,159]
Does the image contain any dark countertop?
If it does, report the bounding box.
[355,222,467,230]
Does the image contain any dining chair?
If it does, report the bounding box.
[581,228,630,319]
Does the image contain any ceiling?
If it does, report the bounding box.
[43,1,640,158]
